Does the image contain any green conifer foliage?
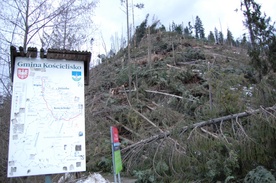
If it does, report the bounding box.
[208,31,215,43]
[135,14,149,45]
[226,28,234,46]
[241,0,276,80]
[244,166,276,183]
[194,16,205,39]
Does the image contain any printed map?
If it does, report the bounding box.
[8,57,86,177]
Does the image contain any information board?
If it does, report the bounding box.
[7,57,86,177]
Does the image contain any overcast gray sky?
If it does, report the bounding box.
[91,0,276,64]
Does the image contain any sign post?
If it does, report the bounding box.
[110,126,123,183]
[8,47,91,180]
[45,175,52,183]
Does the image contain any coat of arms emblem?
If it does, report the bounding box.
[17,68,29,79]
[72,71,81,81]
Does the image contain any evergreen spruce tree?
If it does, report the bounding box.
[135,14,149,44]
[235,39,240,47]
[241,0,276,107]
[241,0,276,80]
[194,16,205,39]
[171,21,176,32]
[208,31,215,44]
[184,26,190,36]
[159,24,166,32]
[200,26,205,39]
[226,28,234,46]
[241,33,248,48]
[171,21,183,34]
[188,21,194,36]
[218,31,224,44]
[268,36,276,72]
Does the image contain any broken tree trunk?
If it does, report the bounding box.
[145,89,183,99]
[144,89,198,102]
[121,105,276,153]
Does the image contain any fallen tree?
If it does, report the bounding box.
[121,105,276,153]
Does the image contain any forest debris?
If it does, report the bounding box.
[166,64,186,70]
[125,91,186,153]
[145,89,183,99]
[122,131,170,153]
[145,89,198,102]
[180,105,275,133]
[109,85,136,95]
[132,107,163,132]
[146,105,156,111]
[121,105,276,153]
[176,60,205,65]
[107,116,141,138]
[134,54,164,65]
[200,127,219,139]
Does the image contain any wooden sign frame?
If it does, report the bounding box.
[10,46,91,85]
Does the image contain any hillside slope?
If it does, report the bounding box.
[84,32,276,182]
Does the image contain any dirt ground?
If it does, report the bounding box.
[102,173,136,183]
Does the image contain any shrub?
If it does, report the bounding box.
[244,166,276,183]
[184,47,205,61]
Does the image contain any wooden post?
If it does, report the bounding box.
[45,175,52,183]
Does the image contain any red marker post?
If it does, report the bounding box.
[110,126,123,183]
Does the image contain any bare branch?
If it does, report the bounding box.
[0,78,11,97]
[145,89,198,102]
[28,0,47,18]
[145,89,183,99]
[200,127,219,139]
[12,0,27,26]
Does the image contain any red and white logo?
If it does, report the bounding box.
[17,68,29,79]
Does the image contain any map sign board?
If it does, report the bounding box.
[7,57,86,177]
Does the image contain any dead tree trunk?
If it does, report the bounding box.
[121,105,276,153]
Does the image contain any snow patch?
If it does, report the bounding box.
[58,173,111,183]
[76,173,110,183]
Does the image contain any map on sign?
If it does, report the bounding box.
[8,57,86,177]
